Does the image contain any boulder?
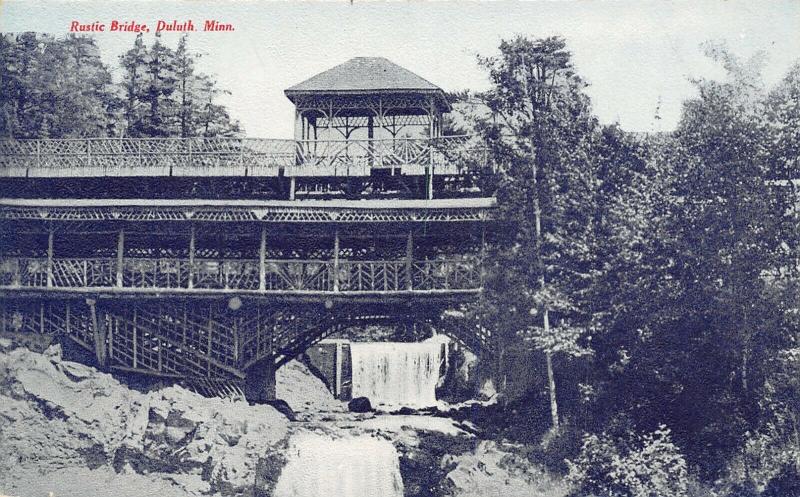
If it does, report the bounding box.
[391,406,417,416]
[347,396,372,413]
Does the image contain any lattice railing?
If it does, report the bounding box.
[52,258,116,288]
[337,260,408,292]
[123,258,191,288]
[0,256,481,293]
[412,258,482,291]
[193,259,260,290]
[264,260,332,291]
[0,135,487,177]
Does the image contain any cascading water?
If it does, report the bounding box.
[350,341,443,408]
[273,433,404,497]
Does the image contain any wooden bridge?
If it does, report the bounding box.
[0,57,498,401]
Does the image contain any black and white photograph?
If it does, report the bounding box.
[0,1,798,496]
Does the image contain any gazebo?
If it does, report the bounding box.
[285,57,453,197]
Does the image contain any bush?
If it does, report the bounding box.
[566,425,689,497]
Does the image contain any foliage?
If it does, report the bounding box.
[457,35,800,493]
[119,33,241,137]
[566,425,690,497]
[0,32,240,138]
[0,33,120,138]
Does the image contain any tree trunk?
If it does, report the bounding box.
[530,140,560,431]
[544,309,559,431]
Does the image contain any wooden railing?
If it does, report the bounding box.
[0,135,489,177]
[0,256,481,293]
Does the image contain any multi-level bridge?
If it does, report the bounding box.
[0,57,497,401]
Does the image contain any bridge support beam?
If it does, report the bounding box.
[87,298,108,368]
[244,358,277,403]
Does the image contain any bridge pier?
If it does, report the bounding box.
[244,358,277,403]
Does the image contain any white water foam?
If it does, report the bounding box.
[273,433,404,497]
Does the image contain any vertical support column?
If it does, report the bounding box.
[188,225,196,289]
[405,229,414,291]
[333,228,340,292]
[259,225,267,292]
[46,228,54,288]
[87,298,107,368]
[426,100,436,200]
[233,318,239,363]
[132,307,138,368]
[108,315,114,362]
[291,108,302,200]
[335,341,343,399]
[206,316,213,377]
[294,109,303,141]
[116,228,125,288]
[367,115,374,169]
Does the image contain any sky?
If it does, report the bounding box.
[1,0,798,138]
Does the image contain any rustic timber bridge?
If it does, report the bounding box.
[0,57,497,401]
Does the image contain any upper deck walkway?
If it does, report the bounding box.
[0,135,489,178]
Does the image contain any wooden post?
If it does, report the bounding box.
[333,228,340,292]
[207,318,213,377]
[335,341,343,398]
[233,318,239,363]
[406,230,414,291]
[87,298,107,368]
[65,302,71,336]
[188,225,195,289]
[108,316,114,361]
[46,229,54,288]
[367,115,374,169]
[288,177,296,201]
[426,100,436,200]
[116,229,124,288]
[259,225,267,292]
[132,308,138,368]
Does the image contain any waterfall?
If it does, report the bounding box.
[350,341,443,408]
[274,433,404,497]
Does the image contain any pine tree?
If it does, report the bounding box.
[119,33,149,137]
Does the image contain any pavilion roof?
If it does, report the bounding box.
[285,57,450,112]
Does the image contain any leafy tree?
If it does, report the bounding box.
[585,44,798,480]
[471,36,600,430]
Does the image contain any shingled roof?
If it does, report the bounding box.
[285,57,450,111]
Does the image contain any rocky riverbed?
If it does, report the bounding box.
[0,339,568,497]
